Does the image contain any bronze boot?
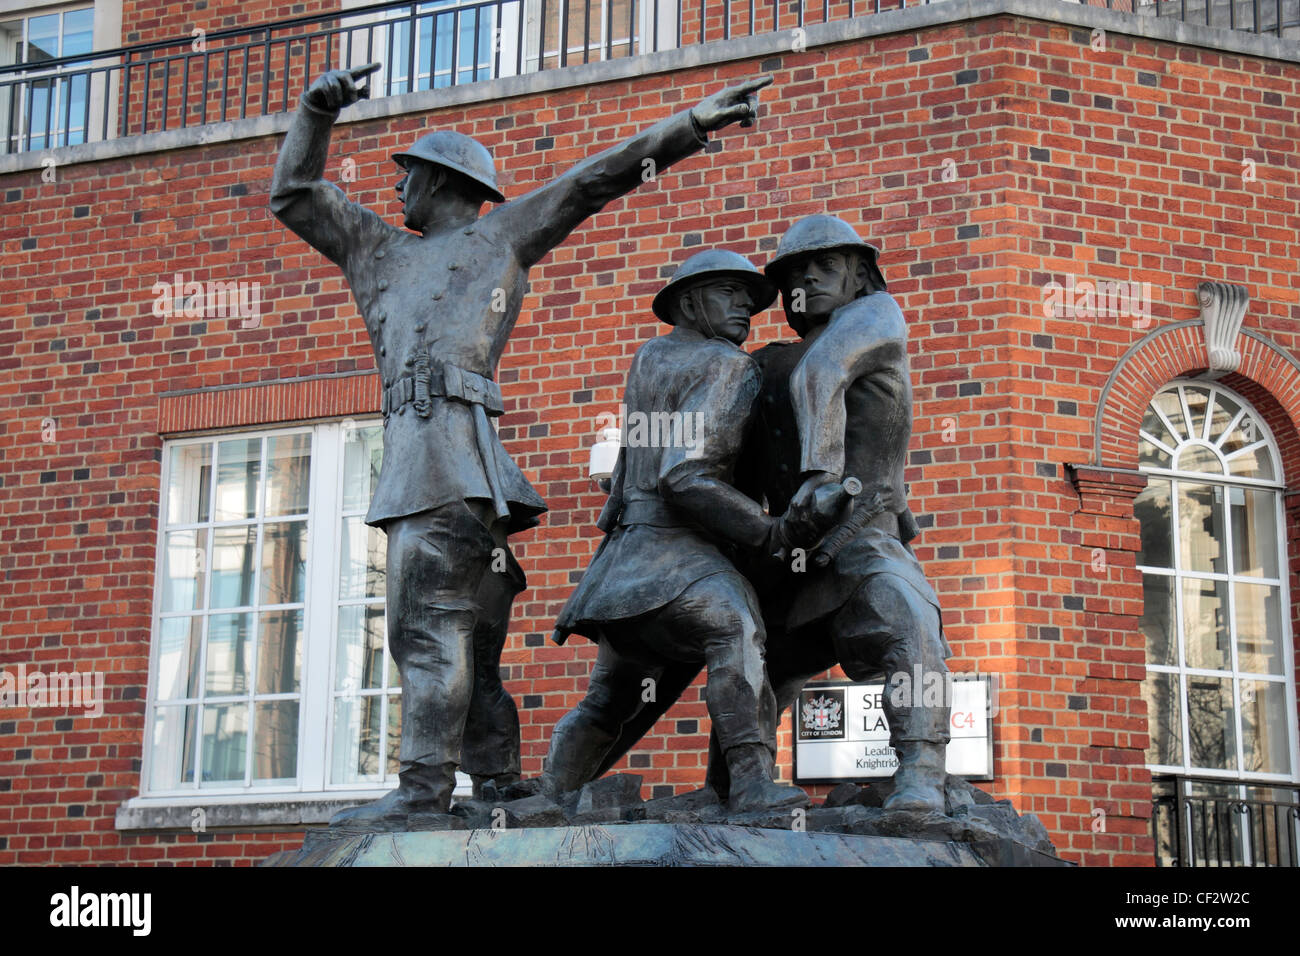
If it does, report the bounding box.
[724,743,809,813]
[883,741,947,813]
[329,762,454,831]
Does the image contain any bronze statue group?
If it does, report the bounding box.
[271,66,951,832]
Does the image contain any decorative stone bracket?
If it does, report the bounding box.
[1197,281,1250,376]
[1067,463,1149,517]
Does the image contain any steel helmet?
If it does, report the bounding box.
[392,130,505,203]
[765,214,885,291]
[652,249,778,323]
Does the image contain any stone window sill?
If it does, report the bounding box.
[114,792,388,832]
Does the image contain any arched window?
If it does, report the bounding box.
[1134,381,1299,864]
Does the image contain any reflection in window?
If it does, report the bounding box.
[149,429,313,792]
[1135,382,1295,783]
[0,7,95,152]
[330,424,400,786]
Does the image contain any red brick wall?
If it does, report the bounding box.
[2,14,1298,866]
[122,0,340,46]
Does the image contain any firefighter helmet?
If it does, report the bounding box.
[392,130,505,203]
[652,249,778,323]
[765,214,885,291]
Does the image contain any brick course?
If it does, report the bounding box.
[1,7,1297,866]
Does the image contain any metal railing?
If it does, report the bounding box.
[1152,775,1300,867]
[1,0,1297,156]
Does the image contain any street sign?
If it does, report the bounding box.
[792,676,994,783]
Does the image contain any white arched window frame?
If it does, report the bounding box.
[1134,380,1299,789]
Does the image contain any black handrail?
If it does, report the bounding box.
[1152,774,1299,867]
[2,0,1297,155]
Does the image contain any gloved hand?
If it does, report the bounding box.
[768,475,858,555]
[302,63,381,113]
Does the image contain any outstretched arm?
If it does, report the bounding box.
[500,77,773,269]
[270,64,387,265]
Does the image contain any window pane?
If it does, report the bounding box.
[150,705,198,790]
[205,612,251,695]
[265,433,311,516]
[1241,680,1291,776]
[1140,575,1177,666]
[342,425,384,513]
[1229,487,1279,578]
[1206,391,1241,444]
[1141,403,1176,450]
[1154,389,1188,441]
[1134,479,1172,568]
[210,526,256,609]
[1181,578,1230,671]
[1183,386,1210,440]
[166,444,211,524]
[261,521,307,605]
[62,8,94,57]
[257,609,303,695]
[1225,444,1275,481]
[1235,583,1284,675]
[336,604,386,692]
[1177,482,1226,574]
[1220,413,1260,455]
[1174,444,1222,474]
[1186,675,1237,772]
[64,74,88,145]
[161,529,208,612]
[1142,671,1182,766]
[26,13,58,60]
[1138,437,1171,469]
[339,516,386,599]
[200,703,248,785]
[331,695,383,784]
[215,438,261,521]
[157,615,202,700]
[254,700,299,783]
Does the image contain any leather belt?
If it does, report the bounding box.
[617,498,687,529]
[382,354,504,419]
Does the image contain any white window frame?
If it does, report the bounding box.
[134,419,473,814]
[1136,379,1300,787]
[0,0,123,152]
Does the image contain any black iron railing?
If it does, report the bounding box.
[1153,775,1300,867]
[2,0,1297,156]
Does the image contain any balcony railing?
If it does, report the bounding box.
[2,0,1298,155]
[1152,775,1300,867]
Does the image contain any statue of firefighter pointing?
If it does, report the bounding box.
[270,61,773,830]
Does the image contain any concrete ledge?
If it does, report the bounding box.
[2,0,1297,177]
[114,793,380,832]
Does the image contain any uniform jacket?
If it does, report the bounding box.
[554,327,770,643]
[741,291,941,631]
[271,103,709,532]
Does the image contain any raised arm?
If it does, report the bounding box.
[499,77,773,269]
[270,65,388,265]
